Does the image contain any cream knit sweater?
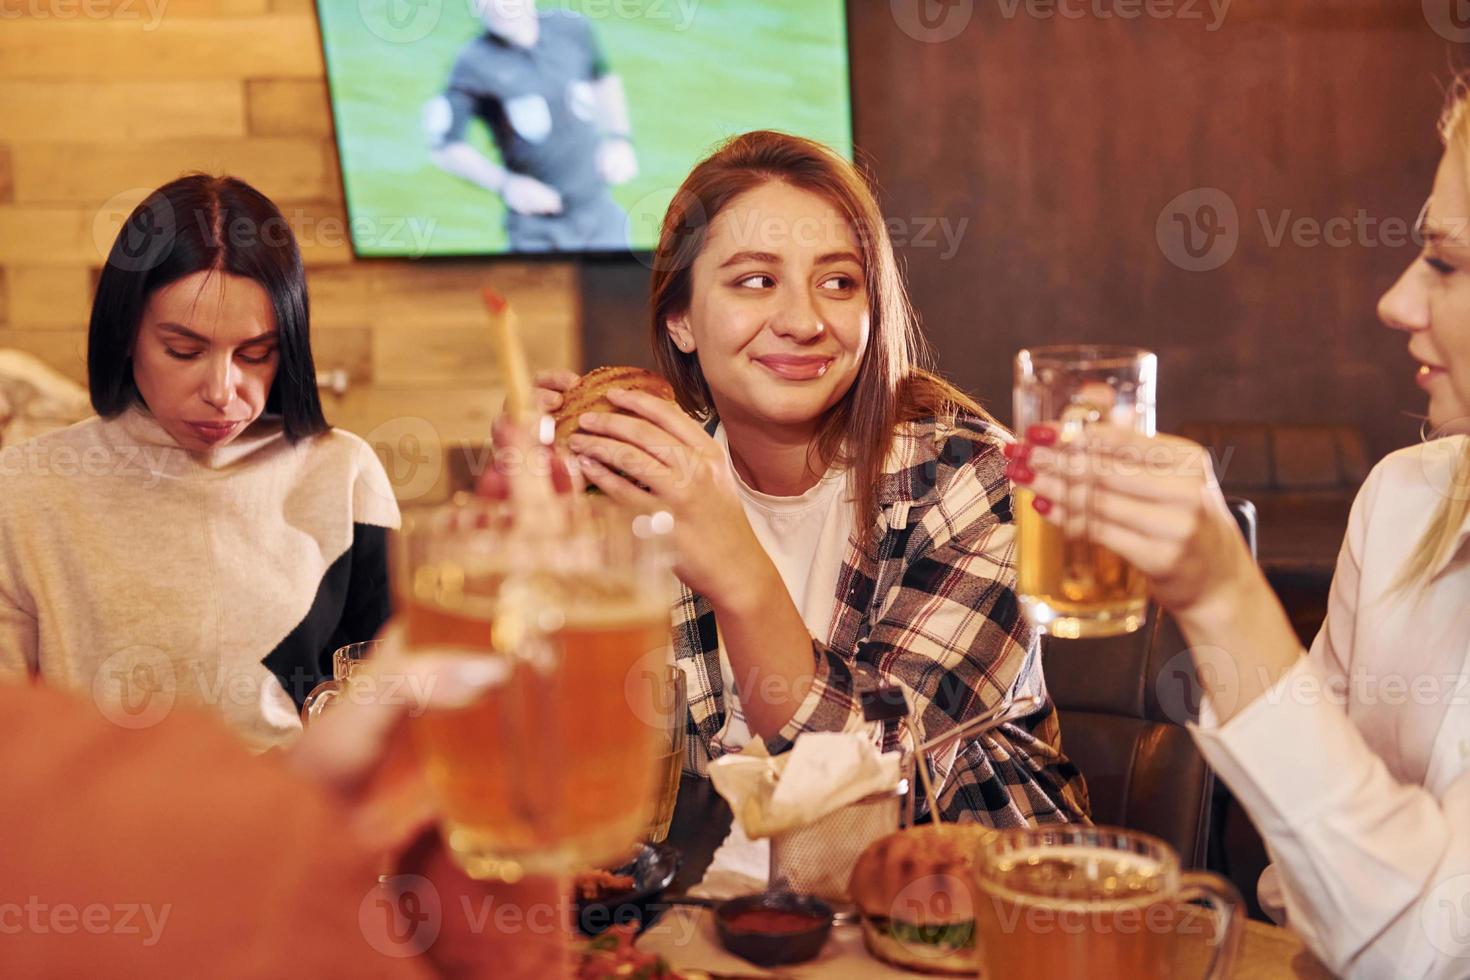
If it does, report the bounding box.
[0,404,401,751]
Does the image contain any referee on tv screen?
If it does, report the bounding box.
[423,0,638,252]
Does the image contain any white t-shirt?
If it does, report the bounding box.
[711,424,856,752]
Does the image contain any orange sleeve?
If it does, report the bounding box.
[0,681,432,979]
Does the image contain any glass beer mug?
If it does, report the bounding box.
[974,826,1242,980]
[395,494,676,881]
[1013,345,1157,638]
[301,640,382,724]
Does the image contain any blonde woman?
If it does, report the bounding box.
[1010,85,1470,977]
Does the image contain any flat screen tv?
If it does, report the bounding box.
[314,0,853,257]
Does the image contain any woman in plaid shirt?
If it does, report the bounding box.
[547,131,1089,827]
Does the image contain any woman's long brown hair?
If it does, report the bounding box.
[649,130,996,552]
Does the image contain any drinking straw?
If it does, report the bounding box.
[914,695,1042,755]
[481,286,562,527]
[482,286,534,421]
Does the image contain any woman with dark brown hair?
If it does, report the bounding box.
[0,174,399,750]
[540,130,1088,826]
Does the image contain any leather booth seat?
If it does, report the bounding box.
[1041,498,1258,870]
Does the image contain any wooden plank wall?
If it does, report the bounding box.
[0,1,581,504]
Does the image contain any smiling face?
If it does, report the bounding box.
[130,270,280,452]
[664,180,871,438]
[1379,141,1470,435]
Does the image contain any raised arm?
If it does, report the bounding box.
[1017,424,1470,976]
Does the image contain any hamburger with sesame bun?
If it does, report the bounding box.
[552,366,677,446]
[849,823,997,975]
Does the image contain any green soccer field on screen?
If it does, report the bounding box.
[315,0,853,257]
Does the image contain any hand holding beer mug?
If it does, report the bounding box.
[974,826,1242,979]
[1013,346,1157,637]
[395,494,676,881]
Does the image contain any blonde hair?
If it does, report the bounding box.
[1397,82,1470,590]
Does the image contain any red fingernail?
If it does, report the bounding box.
[1002,442,1031,463]
[1026,425,1058,446]
[1006,461,1035,484]
[1032,496,1052,516]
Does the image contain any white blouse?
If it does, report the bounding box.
[1192,434,1470,979]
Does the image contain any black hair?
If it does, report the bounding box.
[88,173,328,442]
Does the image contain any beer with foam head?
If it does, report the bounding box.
[974,827,1242,980]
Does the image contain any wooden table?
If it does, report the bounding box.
[660,777,1332,979]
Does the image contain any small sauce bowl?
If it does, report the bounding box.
[714,891,834,967]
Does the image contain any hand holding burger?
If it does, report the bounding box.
[550,365,768,610]
[550,366,677,448]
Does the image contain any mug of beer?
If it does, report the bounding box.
[301,640,381,725]
[395,494,675,881]
[1013,345,1157,637]
[974,825,1242,980]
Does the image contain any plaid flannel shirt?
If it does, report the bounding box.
[672,413,1090,828]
